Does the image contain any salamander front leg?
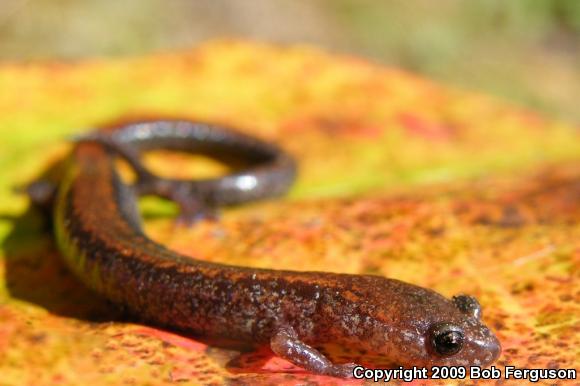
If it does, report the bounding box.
[270,327,357,378]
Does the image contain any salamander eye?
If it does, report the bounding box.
[430,322,464,356]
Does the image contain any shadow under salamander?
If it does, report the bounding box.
[1,195,274,374]
[2,155,125,322]
[1,207,124,322]
[0,158,265,371]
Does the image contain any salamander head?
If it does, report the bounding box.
[421,294,501,367]
[380,291,500,368]
[337,279,501,369]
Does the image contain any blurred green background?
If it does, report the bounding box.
[1,0,578,122]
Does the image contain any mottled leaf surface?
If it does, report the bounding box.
[0,41,578,385]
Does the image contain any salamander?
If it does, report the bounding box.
[29,120,501,378]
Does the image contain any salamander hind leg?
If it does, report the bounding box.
[137,178,219,226]
[168,182,219,226]
[81,133,218,226]
[270,327,358,378]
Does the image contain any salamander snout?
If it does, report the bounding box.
[423,294,501,367]
[476,326,501,366]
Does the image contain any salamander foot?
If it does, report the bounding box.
[270,327,358,378]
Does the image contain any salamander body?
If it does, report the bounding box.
[35,120,501,377]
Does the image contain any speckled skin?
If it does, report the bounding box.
[49,121,500,377]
